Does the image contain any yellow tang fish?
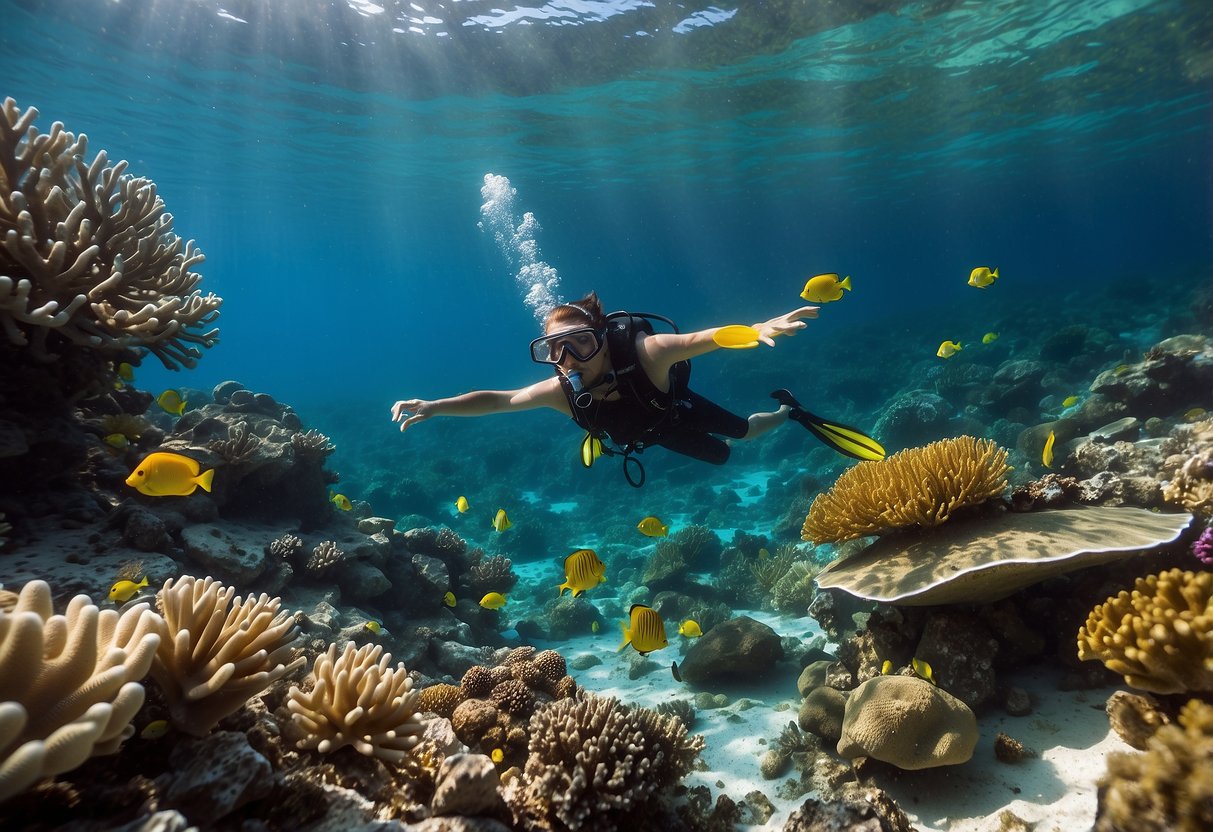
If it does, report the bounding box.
[911,657,937,685]
[490,748,504,764]
[140,719,169,740]
[712,325,761,349]
[109,575,148,603]
[456,495,470,513]
[116,362,135,381]
[1062,395,1081,408]
[1184,407,1207,422]
[479,592,508,610]
[800,273,852,303]
[981,332,999,344]
[443,591,456,608]
[491,509,512,532]
[156,389,187,416]
[103,433,130,450]
[936,340,963,359]
[365,620,390,635]
[677,619,702,638]
[636,516,668,537]
[330,491,352,511]
[591,620,600,634]
[967,266,999,288]
[617,604,668,655]
[126,452,214,497]
[1042,430,1056,468]
[557,548,606,598]
[880,659,893,675]
[580,433,604,468]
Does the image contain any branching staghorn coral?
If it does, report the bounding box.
[0,98,221,368]
[802,435,1011,544]
[206,421,261,464]
[268,532,303,561]
[286,642,425,764]
[0,580,161,802]
[1077,568,1213,694]
[306,540,344,574]
[289,429,335,462]
[150,575,304,736]
[510,694,705,831]
[467,554,519,595]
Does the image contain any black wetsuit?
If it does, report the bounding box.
[558,314,747,465]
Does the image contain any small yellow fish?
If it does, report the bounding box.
[881,659,893,675]
[1043,430,1056,468]
[490,748,504,764]
[800,273,852,303]
[140,719,169,740]
[103,433,130,450]
[125,452,214,497]
[443,591,456,608]
[365,620,390,635]
[591,620,600,634]
[758,548,770,560]
[617,604,668,655]
[479,592,508,610]
[911,657,936,685]
[108,575,148,603]
[712,324,761,349]
[981,332,999,344]
[580,433,604,468]
[677,619,702,638]
[1113,364,1130,375]
[1184,407,1207,422]
[156,389,187,416]
[1062,395,1081,408]
[636,516,669,537]
[117,362,135,381]
[456,495,470,513]
[557,548,607,598]
[330,492,352,511]
[967,266,999,288]
[936,340,963,359]
[491,509,512,532]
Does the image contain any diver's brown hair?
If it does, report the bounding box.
[545,292,607,331]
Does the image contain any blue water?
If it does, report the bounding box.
[3,0,1211,549]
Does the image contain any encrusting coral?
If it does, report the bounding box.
[1094,698,1213,832]
[0,98,221,368]
[0,580,162,802]
[150,575,304,735]
[803,436,1011,544]
[285,642,426,764]
[1077,568,1213,694]
[836,675,978,770]
[508,693,705,831]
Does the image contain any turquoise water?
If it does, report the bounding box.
[2,0,1210,552]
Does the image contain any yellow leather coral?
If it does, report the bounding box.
[1078,568,1213,694]
[802,436,1011,544]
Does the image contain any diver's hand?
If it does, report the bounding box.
[753,306,819,346]
[390,399,435,432]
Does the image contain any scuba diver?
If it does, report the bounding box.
[389,292,883,486]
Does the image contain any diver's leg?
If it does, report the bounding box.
[743,405,791,440]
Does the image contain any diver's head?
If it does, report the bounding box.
[531,292,612,382]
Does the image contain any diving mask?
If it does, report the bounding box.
[529,327,606,366]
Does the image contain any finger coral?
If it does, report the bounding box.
[150,575,304,735]
[802,436,1011,544]
[509,694,705,831]
[0,98,221,368]
[286,642,425,764]
[1078,568,1213,694]
[1095,698,1213,832]
[0,580,162,802]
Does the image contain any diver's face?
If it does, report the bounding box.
[545,323,609,380]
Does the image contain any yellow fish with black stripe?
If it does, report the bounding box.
[617,604,668,655]
[556,548,606,598]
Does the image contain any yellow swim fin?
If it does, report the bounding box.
[772,388,885,461]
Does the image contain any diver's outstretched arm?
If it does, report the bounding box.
[639,305,819,371]
[390,376,569,432]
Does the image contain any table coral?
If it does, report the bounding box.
[1077,568,1213,694]
[802,435,1010,544]
[0,98,221,368]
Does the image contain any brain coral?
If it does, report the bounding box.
[803,436,1010,544]
[836,675,978,769]
[0,98,221,368]
[1095,698,1213,832]
[1078,568,1213,694]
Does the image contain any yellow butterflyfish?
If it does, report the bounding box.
[156,389,187,416]
[580,433,604,468]
[455,495,470,513]
[800,273,851,303]
[330,492,352,511]
[981,332,999,344]
[967,266,999,288]
[116,362,135,381]
[677,619,702,638]
[103,433,130,450]
[108,576,148,603]
[880,659,893,675]
[636,516,668,537]
[557,549,606,598]
[125,452,214,497]
[911,657,937,685]
[490,748,504,764]
[1043,430,1056,468]
[936,340,963,359]
[1061,396,1080,408]
[443,591,456,607]
[617,604,668,655]
[479,592,508,610]
[491,509,512,532]
[365,620,390,635]
[140,719,169,740]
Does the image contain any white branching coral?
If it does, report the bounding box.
[0,97,221,368]
[0,580,161,802]
[286,642,425,764]
[150,576,303,736]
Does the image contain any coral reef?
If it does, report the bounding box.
[1194,524,1213,565]
[286,642,425,764]
[836,675,978,769]
[0,98,221,367]
[0,580,161,802]
[1077,568,1213,694]
[466,553,519,596]
[1162,448,1213,519]
[1094,698,1213,832]
[150,575,304,735]
[770,560,822,615]
[802,436,1010,544]
[508,694,705,831]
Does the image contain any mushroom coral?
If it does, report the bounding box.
[1078,568,1213,694]
[802,436,1010,545]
